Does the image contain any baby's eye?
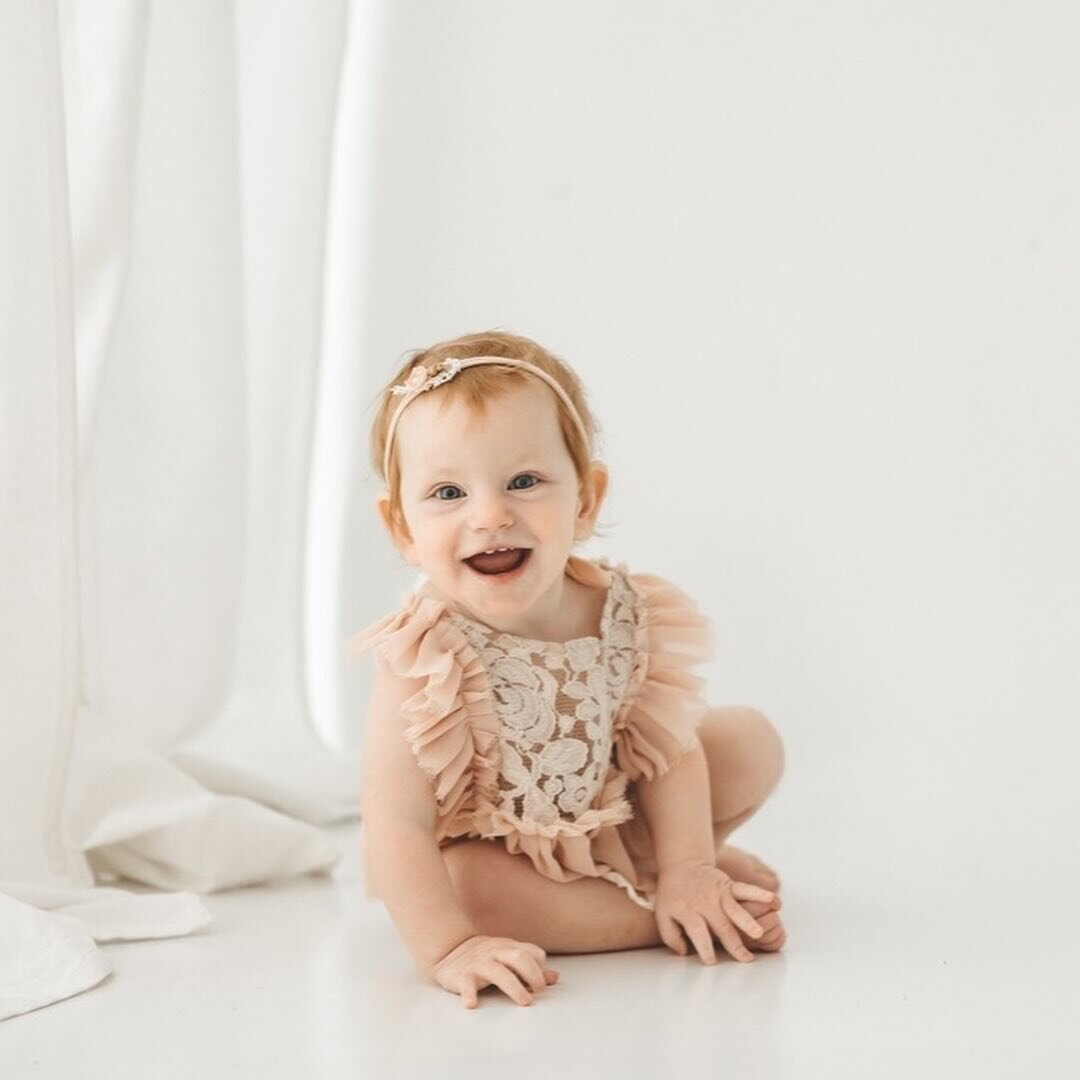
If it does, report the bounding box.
[432,484,464,501]
[509,474,540,491]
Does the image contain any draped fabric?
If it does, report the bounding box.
[1,0,359,1021]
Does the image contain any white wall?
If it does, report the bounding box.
[337,1,1079,885]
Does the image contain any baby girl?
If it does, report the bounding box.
[351,330,786,1008]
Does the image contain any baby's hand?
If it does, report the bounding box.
[739,897,788,953]
[431,935,559,1008]
[654,859,778,965]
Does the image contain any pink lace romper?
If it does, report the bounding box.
[349,554,714,910]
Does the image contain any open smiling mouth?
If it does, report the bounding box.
[463,547,532,576]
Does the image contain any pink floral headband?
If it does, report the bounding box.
[382,355,590,482]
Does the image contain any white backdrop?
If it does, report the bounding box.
[338,0,1079,901]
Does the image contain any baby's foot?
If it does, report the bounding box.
[715,842,782,894]
[739,897,787,954]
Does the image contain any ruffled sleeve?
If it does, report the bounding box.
[348,597,501,842]
[611,570,714,783]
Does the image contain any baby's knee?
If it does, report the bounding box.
[745,707,785,790]
[704,705,785,791]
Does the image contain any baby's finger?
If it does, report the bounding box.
[754,910,783,934]
[483,963,534,1007]
[459,974,479,1010]
[721,893,765,939]
[544,969,560,985]
[656,913,689,956]
[740,897,779,919]
[522,942,550,967]
[705,910,754,963]
[500,950,550,994]
[731,880,776,905]
[681,916,717,966]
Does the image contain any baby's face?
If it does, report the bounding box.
[385,379,592,625]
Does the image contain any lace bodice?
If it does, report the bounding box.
[349,554,713,911]
[446,568,640,827]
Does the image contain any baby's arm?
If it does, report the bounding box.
[634,737,717,870]
[361,660,478,969]
[361,659,558,1006]
[635,738,776,963]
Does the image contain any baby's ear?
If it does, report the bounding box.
[375,492,417,561]
[575,460,609,540]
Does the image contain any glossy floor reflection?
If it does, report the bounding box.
[3,812,1077,1079]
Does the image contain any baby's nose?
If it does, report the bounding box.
[468,490,513,530]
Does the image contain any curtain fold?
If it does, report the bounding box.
[1,0,87,896]
[1,0,357,1022]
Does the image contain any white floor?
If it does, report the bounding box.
[4,793,1078,1079]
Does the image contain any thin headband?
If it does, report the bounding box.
[381,355,590,482]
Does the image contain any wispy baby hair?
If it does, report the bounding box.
[369,329,602,538]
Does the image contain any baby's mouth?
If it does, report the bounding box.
[463,548,531,576]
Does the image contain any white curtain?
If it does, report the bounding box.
[1,0,360,1020]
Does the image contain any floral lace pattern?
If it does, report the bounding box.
[447,567,639,827]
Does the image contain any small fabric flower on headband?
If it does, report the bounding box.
[403,364,429,391]
[389,358,463,397]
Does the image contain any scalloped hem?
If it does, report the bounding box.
[599,867,656,910]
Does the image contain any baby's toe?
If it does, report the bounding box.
[755,928,786,952]
[744,910,786,952]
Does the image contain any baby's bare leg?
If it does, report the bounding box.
[443,839,661,955]
[698,705,785,839]
[442,840,784,957]
[699,706,785,891]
